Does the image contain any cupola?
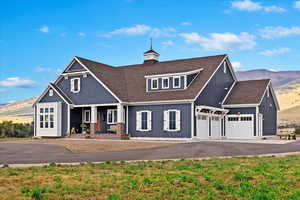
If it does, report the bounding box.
[143,39,159,64]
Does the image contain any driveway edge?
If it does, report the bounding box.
[2,151,300,169]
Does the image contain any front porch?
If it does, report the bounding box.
[69,104,127,138]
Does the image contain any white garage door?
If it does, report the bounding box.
[211,115,221,139]
[196,114,209,139]
[226,114,254,139]
[36,102,62,137]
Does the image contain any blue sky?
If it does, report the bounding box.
[1,0,300,103]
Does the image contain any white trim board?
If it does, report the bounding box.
[223,104,258,108]
[124,99,194,106]
[33,84,72,107]
[193,55,228,101]
[74,57,122,103]
[144,68,203,78]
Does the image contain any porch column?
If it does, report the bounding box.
[90,106,97,134]
[116,104,125,135]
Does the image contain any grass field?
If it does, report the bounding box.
[1,155,300,200]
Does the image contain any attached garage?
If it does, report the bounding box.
[36,102,62,137]
[225,114,254,139]
[195,106,227,139]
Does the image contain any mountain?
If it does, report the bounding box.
[0,69,299,125]
[236,69,300,88]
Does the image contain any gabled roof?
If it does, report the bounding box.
[33,83,73,106]
[223,79,271,105]
[144,49,159,55]
[75,54,228,102]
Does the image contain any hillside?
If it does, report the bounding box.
[236,70,300,88]
[0,69,299,125]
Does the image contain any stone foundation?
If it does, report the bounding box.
[116,123,125,135]
[90,123,96,135]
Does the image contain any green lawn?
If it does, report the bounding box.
[1,155,300,200]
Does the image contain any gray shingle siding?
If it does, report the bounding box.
[66,61,85,72]
[56,74,119,105]
[195,61,234,108]
[128,103,191,138]
[38,90,69,136]
[259,88,277,136]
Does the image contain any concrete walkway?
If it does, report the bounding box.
[0,141,300,165]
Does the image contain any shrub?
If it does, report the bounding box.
[0,121,33,138]
[295,126,300,135]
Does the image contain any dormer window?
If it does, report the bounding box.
[151,78,158,89]
[71,78,80,93]
[173,76,181,88]
[162,77,169,89]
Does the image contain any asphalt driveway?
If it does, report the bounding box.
[1,141,300,164]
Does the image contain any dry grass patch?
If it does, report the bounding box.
[0,138,181,152]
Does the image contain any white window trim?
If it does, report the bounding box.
[107,109,117,125]
[173,76,181,88]
[49,89,53,96]
[223,61,227,74]
[151,78,159,90]
[162,77,169,89]
[83,110,91,123]
[136,110,152,132]
[267,87,270,98]
[164,109,181,132]
[71,77,80,93]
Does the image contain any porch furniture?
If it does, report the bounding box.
[107,125,118,133]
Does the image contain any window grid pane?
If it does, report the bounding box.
[169,111,176,130]
[141,112,148,130]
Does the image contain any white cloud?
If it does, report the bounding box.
[78,32,86,37]
[38,26,49,33]
[231,62,241,70]
[260,47,290,56]
[181,22,192,26]
[0,77,36,88]
[102,25,151,38]
[150,27,176,38]
[161,40,174,47]
[231,0,262,12]
[100,24,176,38]
[258,26,300,39]
[180,32,256,51]
[294,1,300,10]
[231,0,286,13]
[268,68,279,72]
[35,67,52,72]
[264,6,286,13]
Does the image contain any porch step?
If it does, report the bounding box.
[69,133,122,140]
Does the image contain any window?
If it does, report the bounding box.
[267,88,270,98]
[162,77,169,89]
[71,78,80,93]
[151,78,158,89]
[223,61,227,73]
[39,106,55,128]
[107,109,117,124]
[173,76,181,88]
[49,89,53,96]
[228,117,239,121]
[163,110,181,131]
[83,110,90,123]
[136,111,152,131]
[241,117,252,121]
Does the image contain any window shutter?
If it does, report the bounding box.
[70,79,74,92]
[136,111,141,131]
[148,111,152,131]
[163,110,169,131]
[176,110,181,131]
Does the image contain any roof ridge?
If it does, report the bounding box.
[75,56,114,69]
[117,54,227,68]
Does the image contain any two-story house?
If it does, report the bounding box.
[33,48,279,139]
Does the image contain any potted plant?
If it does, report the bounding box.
[80,123,87,134]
